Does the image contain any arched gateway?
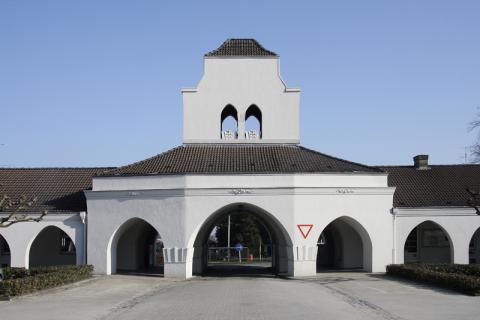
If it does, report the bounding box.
[190,203,293,276]
[84,39,396,278]
[1,39,479,278]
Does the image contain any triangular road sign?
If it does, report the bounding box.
[297,224,314,239]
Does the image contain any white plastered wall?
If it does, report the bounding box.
[182,57,300,143]
[86,172,395,278]
[393,208,480,264]
[0,213,84,268]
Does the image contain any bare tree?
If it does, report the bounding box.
[0,194,47,228]
[470,109,480,163]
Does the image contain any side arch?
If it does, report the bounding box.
[0,233,11,267]
[468,227,480,264]
[27,225,77,268]
[403,220,453,264]
[107,217,163,275]
[187,202,294,276]
[316,216,373,272]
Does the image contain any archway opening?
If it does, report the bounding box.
[0,234,11,268]
[29,226,76,268]
[404,221,452,264]
[245,104,262,139]
[192,204,292,277]
[112,218,163,276]
[316,217,372,272]
[220,104,238,140]
[469,228,480,264]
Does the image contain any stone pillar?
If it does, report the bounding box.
[452,237,470,264]
[237,112,245,140]
[9,244,28,269]
[163,247,191,279]
[293,245,317,277]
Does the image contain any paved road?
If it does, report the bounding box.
[1,273,479,320]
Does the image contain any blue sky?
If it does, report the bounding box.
[1,1,479,167]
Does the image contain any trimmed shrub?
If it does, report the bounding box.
[0,265,93,297]
[387,264,480,295]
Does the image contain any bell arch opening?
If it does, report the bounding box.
[468,227,480,264]
[316,217,372,272]
[245,104,262,139]
[109,218,164,276]
[191,203,293,276]
[220,104,238,140]
[404,221,453,264]
[29,226,76,268]
[0,234,11,268]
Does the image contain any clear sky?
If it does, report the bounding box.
[1,1,479,167]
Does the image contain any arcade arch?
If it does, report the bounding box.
[0,234,11,268]
[469,227,480,264]
[316,216,372,272]
[403,221,453,264]
[108,218,163,275]
[29,226,76,268]
[191,203,293,276]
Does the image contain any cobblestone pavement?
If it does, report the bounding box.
[1,273,479,320]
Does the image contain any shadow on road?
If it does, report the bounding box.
[204,264,277,278]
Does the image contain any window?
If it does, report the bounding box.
[421,229,449,247]
[404,227,417,253]
[0,237,10,255]
[245,105,262,139]
[60,233,76,254]
[220,105,238,139]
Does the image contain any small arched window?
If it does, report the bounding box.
[220,105,238,139]
[245,104,262,139]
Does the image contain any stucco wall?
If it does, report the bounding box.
[393,208,480,265]
[182,58,300,143]
[0,214,84,269]
[86,172,395,278]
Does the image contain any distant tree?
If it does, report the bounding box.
[470,109,480,163]
[0,193,47,228]
[214,213,270,256]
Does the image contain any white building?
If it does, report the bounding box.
[1,39,479,279]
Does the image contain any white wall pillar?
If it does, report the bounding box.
[163,247,190,279]
[292,245,317,277]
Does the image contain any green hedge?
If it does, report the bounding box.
[0,265,93,297]
[386,264,480,295]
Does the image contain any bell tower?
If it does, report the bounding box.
[182,39,301,144]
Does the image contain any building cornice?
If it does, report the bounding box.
[392,207,477,217]
[85,186,395,200]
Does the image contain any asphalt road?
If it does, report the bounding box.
[1,273,479,320]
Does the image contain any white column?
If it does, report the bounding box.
[293,245,317,277]
[163,247,191,279]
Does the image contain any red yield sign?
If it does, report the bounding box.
[297,224,313,239]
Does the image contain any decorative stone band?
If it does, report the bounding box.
[163,247,189,264]
[294,246,318,261]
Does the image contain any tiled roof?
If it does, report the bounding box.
[100,144,381,177]
[205,39,278,57]
[379,165,480,208]
[0,167,112,213]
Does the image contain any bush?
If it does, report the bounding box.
[0,265,93,297]
[387,264,480,295]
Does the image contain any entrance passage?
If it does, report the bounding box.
[316,217,372,272]
[192,203,292,276]
[404,221,452,264]
[0,234,11,268]
[470,228,480,264]
[114,218,163,276]
[29,226,76,268]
